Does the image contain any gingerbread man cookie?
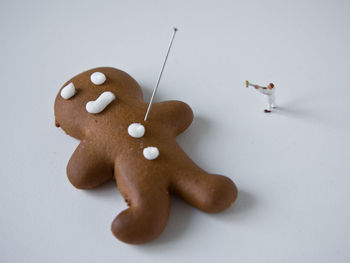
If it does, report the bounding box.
[55,67,238,244]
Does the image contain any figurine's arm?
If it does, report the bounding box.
[150,100,194,136]
[255,85,269,95]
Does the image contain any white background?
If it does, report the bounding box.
[1,0,350,262]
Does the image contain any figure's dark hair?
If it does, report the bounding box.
[269,83,274,88]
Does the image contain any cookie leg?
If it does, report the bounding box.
[111,177,170,244]
[171,169,238,213]
[67,141,114,189]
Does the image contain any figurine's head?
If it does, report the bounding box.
[54,67,144,139]
[267,83,274,90]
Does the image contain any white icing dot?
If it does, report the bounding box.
[90,72,106,85]
[128,123,145,138]
[143,147,159,160]
[60,82,76,99]
[86,91,115,114]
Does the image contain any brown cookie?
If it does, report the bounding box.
[54,67,238,244]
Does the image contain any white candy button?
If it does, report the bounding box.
[143,147,159,160]
[128,123,145,138]
[90,72,106,85]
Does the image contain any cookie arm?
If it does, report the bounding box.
[150,100,194,136]
[66,140,114,189]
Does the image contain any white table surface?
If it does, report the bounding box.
[1,0,350,262]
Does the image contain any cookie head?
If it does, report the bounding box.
[54,67,144,139]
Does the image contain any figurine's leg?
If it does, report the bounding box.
[67,141,114,189]
[271,95,276,108]
[264,96,273,112]
[268,95,275,110]
[111,173,170,244]
[170,168,237,213]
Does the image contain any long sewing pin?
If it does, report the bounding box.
[144,27,178,122]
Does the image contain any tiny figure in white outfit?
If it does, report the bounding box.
[245,80,276,113]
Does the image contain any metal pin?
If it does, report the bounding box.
[144,27,178,121]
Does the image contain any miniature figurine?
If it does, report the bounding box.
[245,80,276,113]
